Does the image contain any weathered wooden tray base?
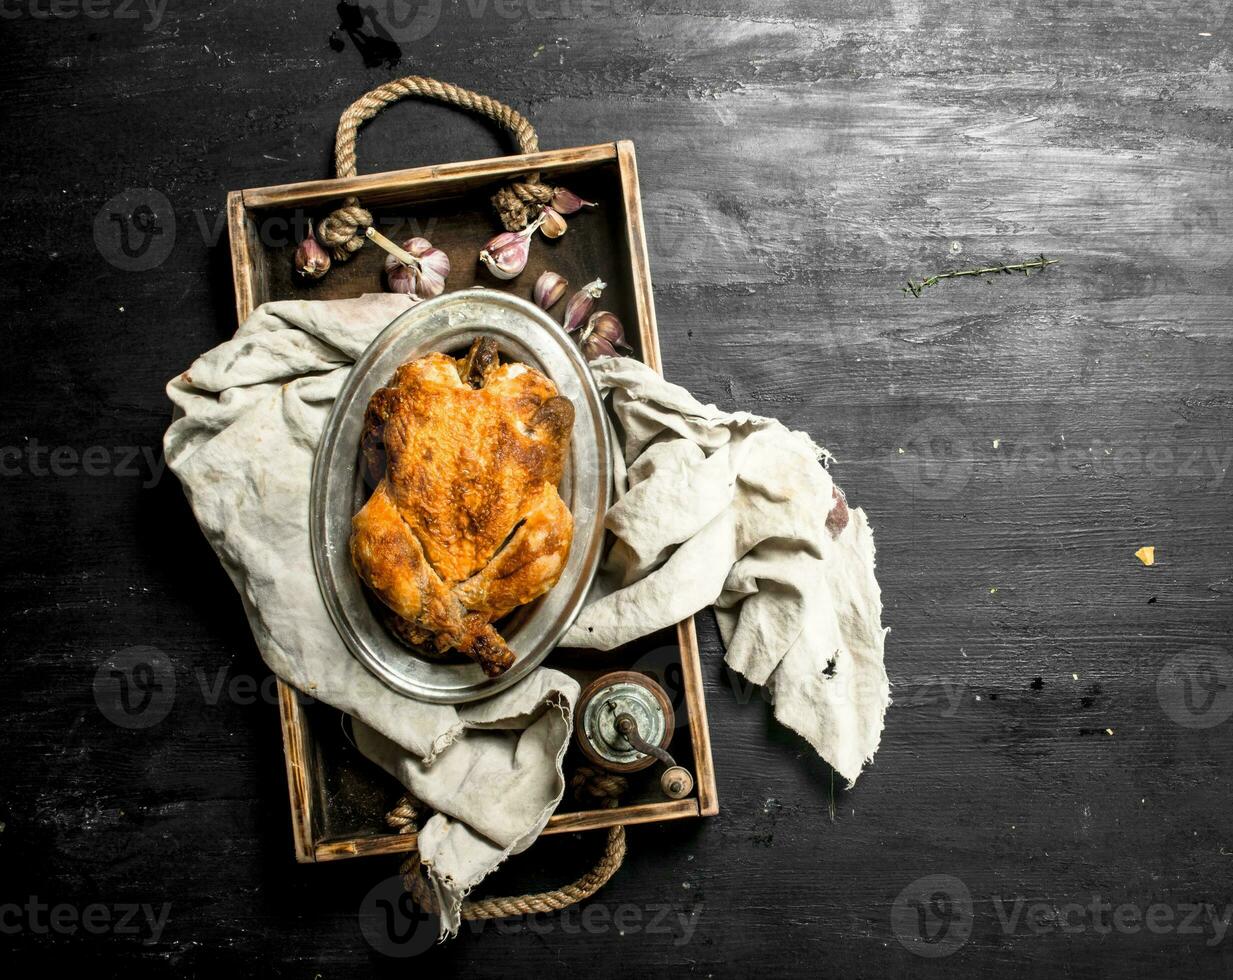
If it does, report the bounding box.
[228,141,718,863]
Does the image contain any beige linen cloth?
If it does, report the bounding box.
[165,295,888,937]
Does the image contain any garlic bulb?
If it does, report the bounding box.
[383,237,450,298]
[551,187,596,215]
[579,310,633,361]
[563,278,606,333]
[294,224,330,279]
[534,271,568,310]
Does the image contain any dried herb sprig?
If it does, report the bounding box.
[903,254,1059,298]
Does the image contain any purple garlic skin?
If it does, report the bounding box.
[383,237,450,298]
[480,229,532,279]
[579,310,633,362]
[534,271,568,310]
[294,233,331,280]
[581,334,621,360]
[563,278,606,333]
[551,187,597,215]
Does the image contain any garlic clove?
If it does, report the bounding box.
[294,224,331,279]
[534,271,568,310]
[551,187,597,215]
[581,333,620,361]
[478,213,546,280]
[580,310,634,360]
[562,278,606,333]
[414,243,450,298]
[479,229,532,280]
[539,207,568,239]
[386,263,419,297]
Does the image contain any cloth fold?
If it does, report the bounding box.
[564,358,889,784]
[165,295,889,937]
[165,295,578,936]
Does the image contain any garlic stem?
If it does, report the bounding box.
[365,226,421,268]
[524,211,548,237]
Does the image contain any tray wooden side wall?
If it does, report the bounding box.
[228,141,717,863]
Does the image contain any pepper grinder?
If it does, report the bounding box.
[574,670,695,800]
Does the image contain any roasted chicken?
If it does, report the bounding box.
[350,337,575,676]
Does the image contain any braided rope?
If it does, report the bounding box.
[385,766,628,921]
[334,76,541,176]
[317,76,554,261]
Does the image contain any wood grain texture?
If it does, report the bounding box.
[0,0,1230,977]
[241,142,617,208]
[312,798,700,862]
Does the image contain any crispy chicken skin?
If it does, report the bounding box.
[350,337,575,676]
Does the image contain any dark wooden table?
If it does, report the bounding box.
[2,2,1230,977]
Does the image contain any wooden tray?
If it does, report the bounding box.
[226,141,719,863]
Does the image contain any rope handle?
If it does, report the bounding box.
[385,767,628,921]
[316,76,556,262]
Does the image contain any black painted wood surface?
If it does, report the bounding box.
[1,2,1230,977]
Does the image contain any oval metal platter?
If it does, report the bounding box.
[311,289,612,704]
